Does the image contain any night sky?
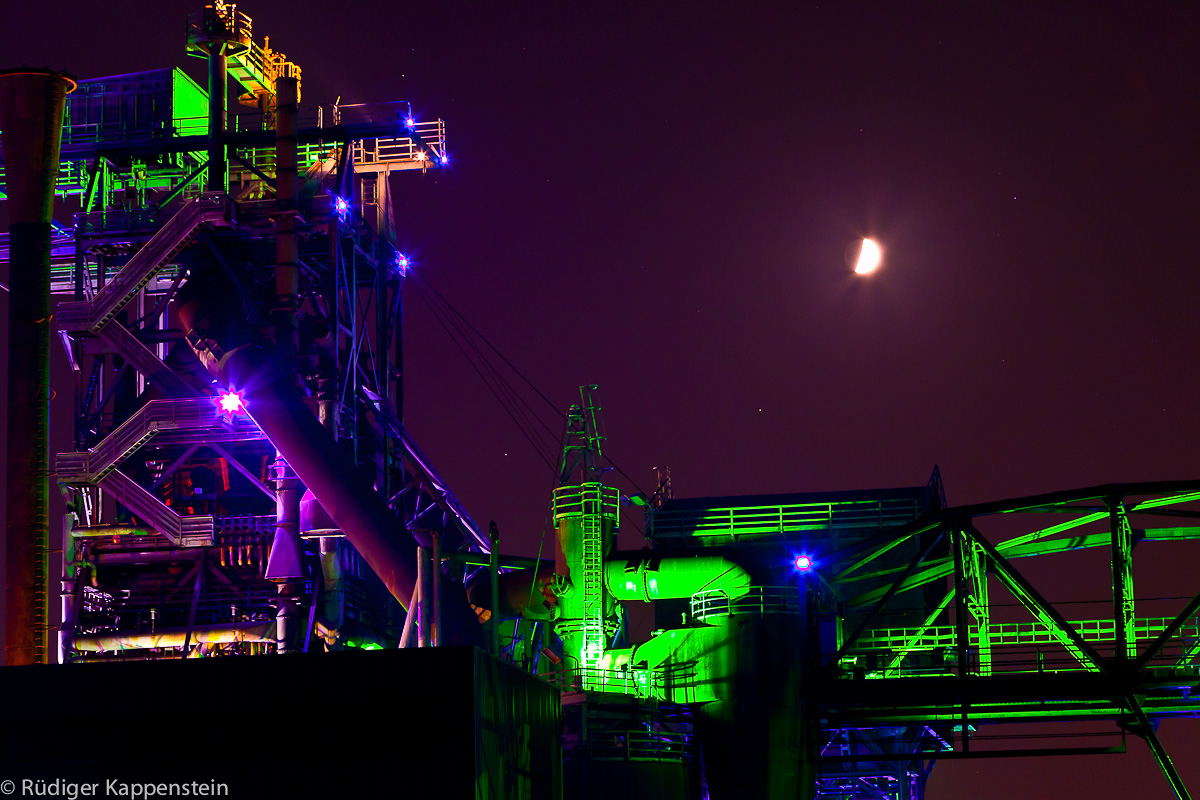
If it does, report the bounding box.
[4,2,1200,796]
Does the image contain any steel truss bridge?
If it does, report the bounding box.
[808,480,1200,799]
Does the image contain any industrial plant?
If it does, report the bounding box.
[3,5,1200,799]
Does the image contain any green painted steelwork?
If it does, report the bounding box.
[604,553,750,602]
[968,526,1105,673]
[847,515,1200,608]
[1109,499,1136,662]
[534,475,1200,797]
[550,481,619,688]
[859,615,1200,652]
[884,588,954,675]
[651,496,925,541]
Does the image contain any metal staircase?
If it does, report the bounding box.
[58,192,232,333]
[56,397,265,546]
[92,468,216,547]
[96,323,197,398]
[57,397,260,483]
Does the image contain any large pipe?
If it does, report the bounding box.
[73,620,275,652]
[466,567,558,620]
[175,290,481,646]
[603,551,752,602]
[0,68,74,666]
[264,453,304,580]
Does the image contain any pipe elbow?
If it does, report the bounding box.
[604,552,752,602]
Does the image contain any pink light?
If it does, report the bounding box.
[219,391,244,414]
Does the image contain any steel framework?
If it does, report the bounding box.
[0,3,486,666]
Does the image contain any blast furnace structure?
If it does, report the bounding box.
[4,5,1200,800]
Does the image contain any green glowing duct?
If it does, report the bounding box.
[603,552,751,602]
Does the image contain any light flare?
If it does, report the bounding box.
[219,390,244,414]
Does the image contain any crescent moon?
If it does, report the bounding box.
[854,238,882,274]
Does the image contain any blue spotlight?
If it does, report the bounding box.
[439,153,449,165]
[405,116,415,129]
[396,253,411,276]
[335,197,348,215]
[793,554,813,572]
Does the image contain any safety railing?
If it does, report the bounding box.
[95,468,214,547]
[571,730,694,763]
[57,397,261,484]
[858,616,1200,651]
[185,3,253,51]
[544,666,662,699]
[89,192,232,330]
[651,496,924,539]
[690,585,803,623]
[73,207,169,237]
[551,483,620,522]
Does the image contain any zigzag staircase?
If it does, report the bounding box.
[58,192,233,398]
[57,398,265,547]
[96,323,196,397]
[59,193,232,332]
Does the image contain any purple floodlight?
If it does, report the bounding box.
[219,390,245,414]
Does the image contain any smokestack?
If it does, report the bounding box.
[0,68,75,665]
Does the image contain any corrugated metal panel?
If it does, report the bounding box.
[63,68,209,143]
[171,68,209,137]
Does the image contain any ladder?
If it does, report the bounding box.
[581,506,605,668]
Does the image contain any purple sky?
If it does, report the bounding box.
[3,2,1200,796]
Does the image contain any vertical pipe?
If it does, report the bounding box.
[489,521,500,657]
[374,258,388,496]
[273,76,299,369]
[269,454,305,653]
[417,546,431,646]
[0,69,73,666]
[398,580,418,648]
[266,453,305,579]
[403,272,408,429]
[350,246,359,468]
[59,511,75,664]
[431,532,442,647]
[206,48,227,193]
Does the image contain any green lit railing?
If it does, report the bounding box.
[859,615,1200,652]
[544,665,661,699]
[651,497,923,539]
[690,586,803,623]
[551,483,620,522]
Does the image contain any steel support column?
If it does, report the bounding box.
[206,47,227,192]
[1109,497,1136,662]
